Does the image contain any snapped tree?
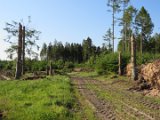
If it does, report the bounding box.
[4,19,41,79]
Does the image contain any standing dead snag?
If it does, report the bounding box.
[131,34,137,80]
[118,51,122,75]
[49,61,53,75]
[15,23,23,79]
[49,61,52,75]
[22,26,25,75]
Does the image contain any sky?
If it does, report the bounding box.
[0,0,160,60]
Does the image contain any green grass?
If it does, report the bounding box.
[0,75,76,120]
[69,71,98,77]
[69,71,128,84]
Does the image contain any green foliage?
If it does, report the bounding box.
[0,60,15,70]
[135,6,154,38]
[103,28,112,51]
[40,37,102,64]
[136,52,160,65]
[54,60,64,69]
[95,51,160,75]
[25,60,47,72]
[82,37,93,61]
[64,62,74,69]
[4,19,41,59]
[119,5,137,53]
[96,53,119,74]
[40,43,47,61]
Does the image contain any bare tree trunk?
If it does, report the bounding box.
[125,23,127,51]
[15,23,23,79]
[112,6,115,53]
[22,26,25,75]
[128,31,131,52]
[131,34,137,80]
[49,61,53,75]
[46,50,49,75]
[140,32,143,63]
[118,51,122,75]
[46,66,49,75]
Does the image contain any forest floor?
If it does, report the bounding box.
[70,72,160,120]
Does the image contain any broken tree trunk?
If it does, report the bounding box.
[49,61,53,75]
[131,34,137,80]
[15,23,23,79]
[22,26,25,75]
[46,66,49,75]
[118,51,122,75]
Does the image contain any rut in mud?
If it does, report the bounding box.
[71,76,160,120]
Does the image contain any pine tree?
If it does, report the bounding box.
[107,0,121,52]
[135,6,154,55]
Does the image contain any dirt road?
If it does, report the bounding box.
[71,76,160,120]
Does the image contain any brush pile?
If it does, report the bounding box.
[127,59,160,90]
[140,59,160,89]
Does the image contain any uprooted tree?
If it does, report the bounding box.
[4,18,41,79]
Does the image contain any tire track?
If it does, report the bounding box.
[72,77,116,120]
[72,76,158,120]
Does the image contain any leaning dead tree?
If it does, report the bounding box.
[130,34,137,80]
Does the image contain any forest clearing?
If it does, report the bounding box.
[0,0,160,120]
[0,71,160,120]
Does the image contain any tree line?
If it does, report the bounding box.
[40,37,105,63]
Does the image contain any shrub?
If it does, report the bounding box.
[0,60,15,70]
[64,62,74,69]
[136,52,160,65]
[55,60,64,69]
[96,53,119,74]
[95,52,160,75]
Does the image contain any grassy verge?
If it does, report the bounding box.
[0,75,77,120]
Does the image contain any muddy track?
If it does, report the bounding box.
[84,77,160,118]
[71,76,160,120]
[93,78,160,119]
[72,77,116,120]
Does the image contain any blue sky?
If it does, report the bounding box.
[0,0,160,60]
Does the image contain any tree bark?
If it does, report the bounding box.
[15,23,23,79]
[46,66,49,75]
[112,4,115,53]
[131,34,137,80]
[118,51,122,75]
[22,26,25,75]
[140,32,143,63]
[49,61,53,75]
